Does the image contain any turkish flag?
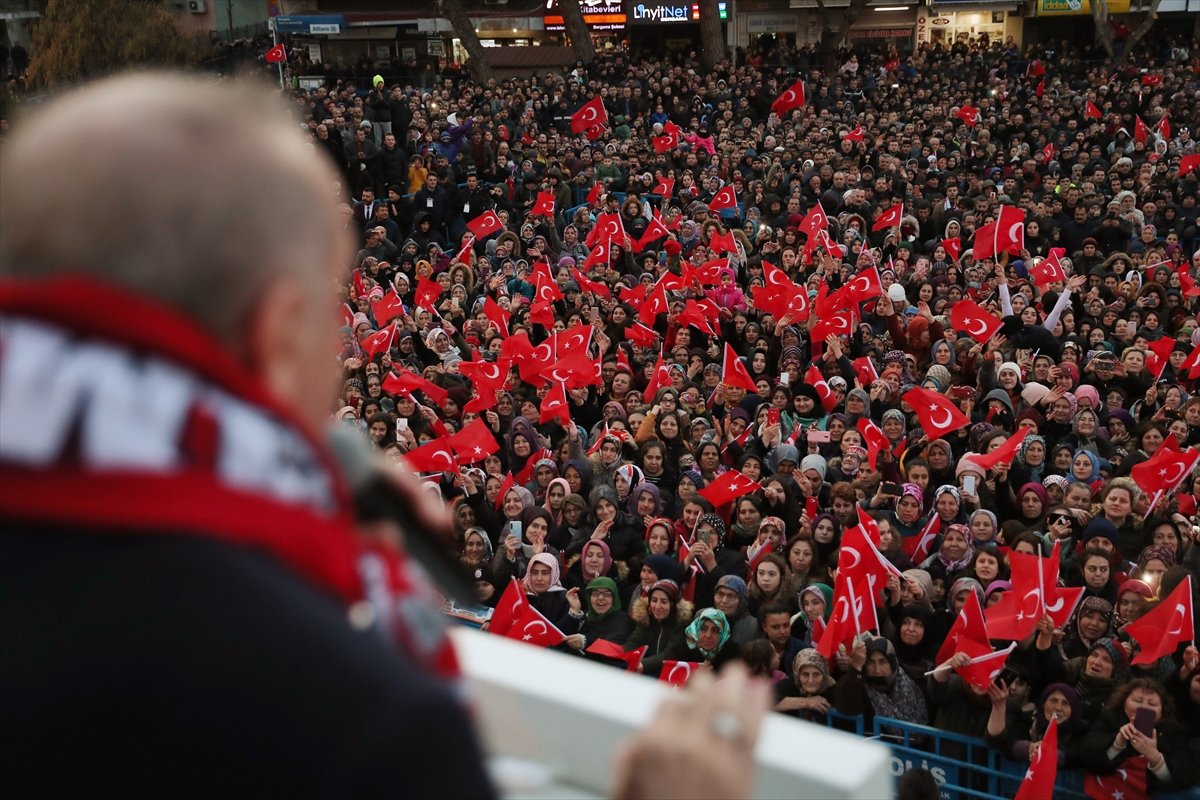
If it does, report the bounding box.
[1180,154,1200,177]
[858,418,890,470]
[846,265,883,303]
[1042,143,1055,162]
[1085,100,1103,119]
[677,298,719,336]
[845,124,864,142]
[1131,442,1200,494]
[1134,115,1149,145]
[503,603,566,648]
[583,238,612,270]
[660,660,696,687]
[1035,78,1045,98]
[986,546,1061,640]
[936,590,992,667]
[571,268,610,298]
[532,191,555,217]
[626,322,658,348]
[1084,761,1148,800]
[404,437,457,473]
[1014,718,1059,800]
[1140,73,1163,87]
[448,418,500,464]
[839,519,901,591]
[958,643,1018,692]
[493,473,515,511]
[264,43,286,64]
[383,369,448,405]
[587,639,647,671]
[950,298,1002,343]
[817,574,877,660]
[500,330,535,364]
[540,350,600,390]
[643,354,672,406]
[458,357,508,395]
[539,380,571,426]
[489,577,527,636]
[454,235,475,265]
[1126,575,1194,665]
[1144,335,1176,381]
[637,281,669,324]
[871,203,903,232]
[414,277,442,311]
[652,131,678,154]
[571,95,608,134]
[652,176,674,196]
[586,181,603,207]
[955,105,980,127]
[691,258,729,286]
[902,515,941,565]
[708,184,737,212]
[533,271,563,307]
[973,206,1025,260]
[587,212,626,248]
[699,470,761,508]
[515,447,552,486]
[709,229,738,255]
[1030,248,1068,287]
[467,209,504,239]
[903,386,969,439]
[852,356,878,388]
[971,428,1030,472]
[371,289,405,325]
[482,296,510,337]
[806,364,838,412]
[799,203,829,236]
[721,343,760,393]
[1157,114,1171,141]
[360,326,394,359]
[811,309,855,342]
[942,237,962,263]
[771,78,806,116]
[635,214,673,250]
[1180,343,1200,380]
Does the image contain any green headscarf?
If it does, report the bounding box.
[684,608,731,659]
[585,576,621,622]
[800,583,834,622]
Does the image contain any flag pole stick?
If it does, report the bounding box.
[269,20,285,91]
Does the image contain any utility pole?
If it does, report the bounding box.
[226,0,234,39]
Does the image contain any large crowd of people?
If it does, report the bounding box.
[323,30,1200,795]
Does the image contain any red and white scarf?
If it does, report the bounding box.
[0,276,458,679]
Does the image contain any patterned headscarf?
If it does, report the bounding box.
[684,608,731,658]
[523,552,566,594]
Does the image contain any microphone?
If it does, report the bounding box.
[326,426,474,602]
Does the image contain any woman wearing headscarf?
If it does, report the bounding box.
[492,506,560,585]
[521,552,584,636]
[921,523,975,577]
[988,683,1086,770]
[686,513,749,611]
[889,604,937,677]
[625,579,694,678]
[665,608,740,670]
[578,576,633,647]
[564,538,620,592]
[836,636,930,734]
[793,583,833,641]
[1008,434,1048,486]
[461,527,499,604]
[774,649,837,723]
[888,483,927,540]
[565,484,640,562]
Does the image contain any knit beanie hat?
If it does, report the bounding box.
[1082,518,1118,546]
[716,574,748,600]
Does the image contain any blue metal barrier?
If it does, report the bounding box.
[809,714,1198,800]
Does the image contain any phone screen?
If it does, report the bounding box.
[805,496,818,518]
[881,483,902,497]
[963,476,977,496]
[508,520,522,541]
[1134,707,1156,737]
[767,408,781,426]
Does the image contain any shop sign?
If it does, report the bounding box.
[271,15,345,35]
[747,14,798,32]
[1036,0,1129,13]
[931,17,951,25]
[545,0,627,31]
[848,27,913,40]
[629,1,700,23]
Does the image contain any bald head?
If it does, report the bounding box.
[1,73,352,430]
[1,72,349,349]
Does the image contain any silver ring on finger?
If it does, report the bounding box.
[709,710,744,744]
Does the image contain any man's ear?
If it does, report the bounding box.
[244,279,306,400]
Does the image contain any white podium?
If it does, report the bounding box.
[451,628,893,799]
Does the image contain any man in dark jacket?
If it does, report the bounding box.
[0,73,495,800]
